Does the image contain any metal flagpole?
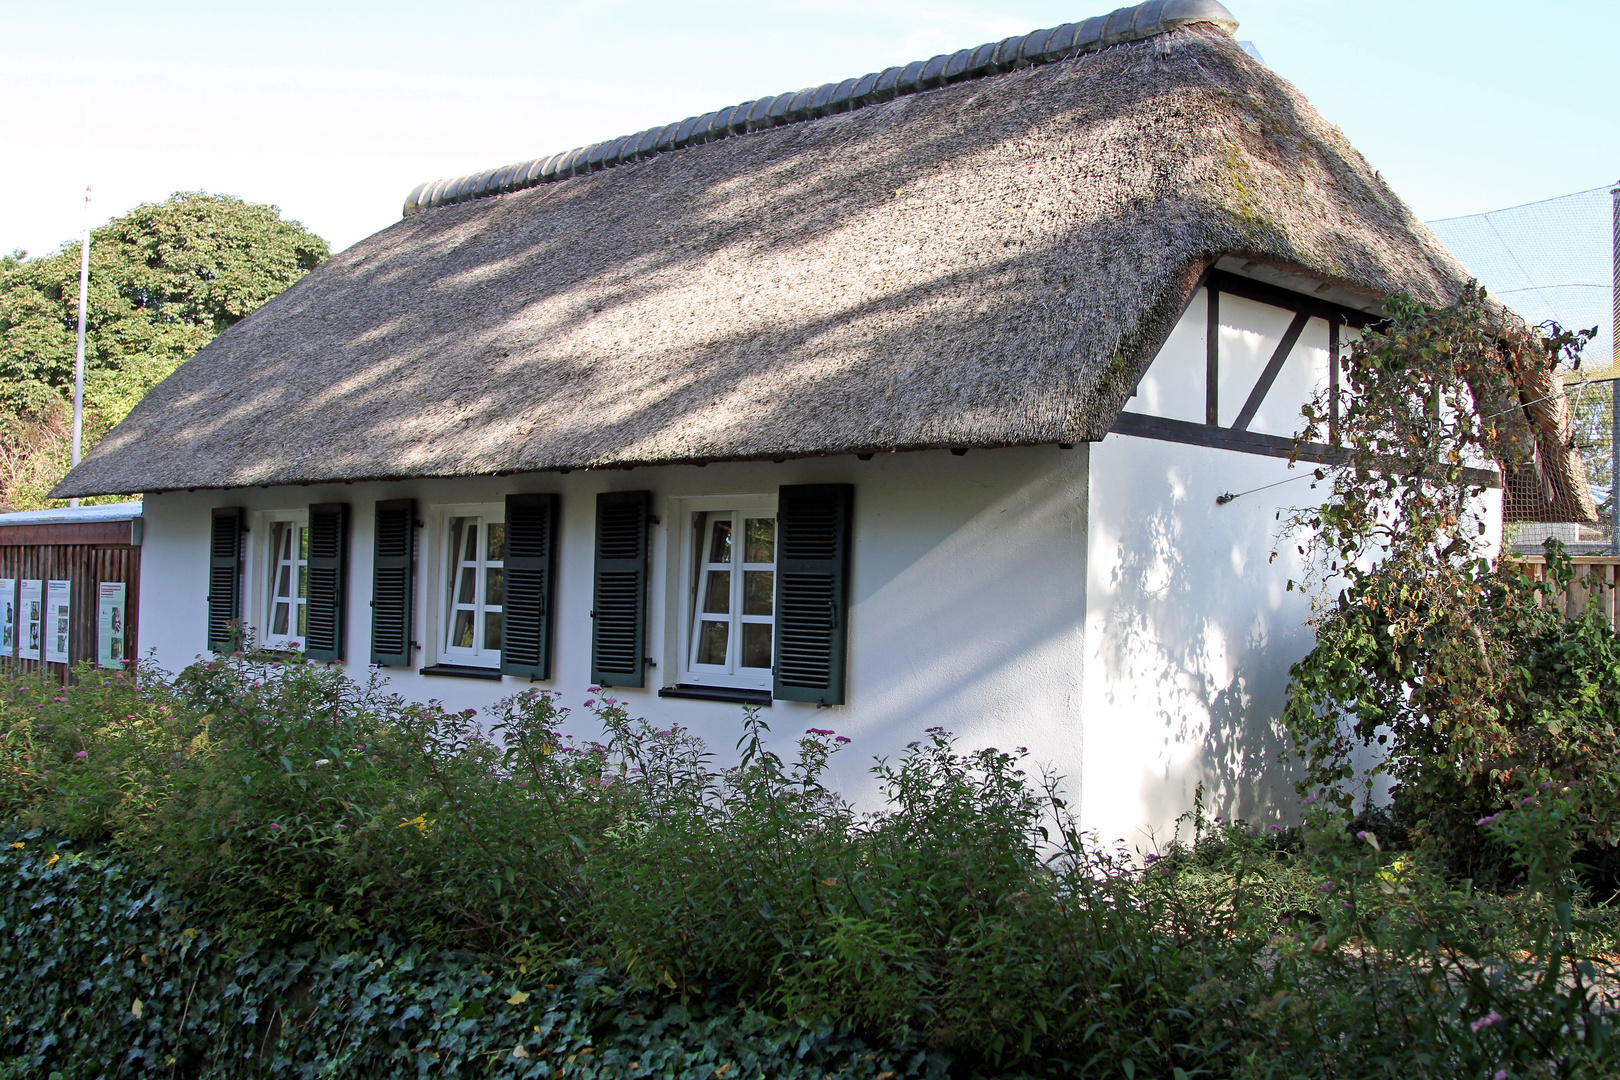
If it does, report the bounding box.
[69,185,90,510]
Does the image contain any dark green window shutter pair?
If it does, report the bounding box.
[774,484,853,706]
[370,499,416,667]
[584,485,854,705]
[207,504,352,659]
[207,508,244,653]
[304,503,349,662]
[502,493,560,680]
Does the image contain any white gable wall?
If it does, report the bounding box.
[1087,285,1502,848]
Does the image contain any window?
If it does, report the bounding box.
[441,513,505,667]
[683,502,776,690]
[263,517,307,650]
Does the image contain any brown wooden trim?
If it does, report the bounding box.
[0,521,138,546]
[1205,285,1219,426]
[1109,410,1501,488]
[1207,269,1374,328]
[1232,308,1312,432]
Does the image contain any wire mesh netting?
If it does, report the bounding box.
[1427,184,1617,548]
[1428,184,1615,370]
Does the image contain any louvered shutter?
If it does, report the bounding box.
[207,507,244,653]
[370,499,416,667]
[304,503,349,662]
[591,490,649,688]
[773,484,853,705]
[502,493,559,680]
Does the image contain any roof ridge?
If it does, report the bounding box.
[401,0,1238,217]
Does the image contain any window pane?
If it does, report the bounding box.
[296,565,307,600]
[745,518,774,563]
[702,570,731,614]
[743,571,773,616]
[276,523,290,561]
[275,565,290,599]
[457,567,477,605]
[296,601,307,637]
[463,521,479,561]
[272,601,289,636]
[696,620,728,666]
[298,526,309,561]
[487,522,505,562]
[485,568,504,607]
[451,610,475,649]
[741,623,772,669]
[708,519,732,563]
[484,611,502,652]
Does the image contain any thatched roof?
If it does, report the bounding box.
[52,1,1593,522]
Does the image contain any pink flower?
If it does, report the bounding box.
[74,750,88,759]
[835,736,851,744]
[806,728,834,737]
[269,822,282,830]
[583,699,595,708]
[1302,796,1318,805]
[52,697,67,702]
[1476,814,1500,827]
[1493,1071,1508,1080]
[1470,1010,1503,1033]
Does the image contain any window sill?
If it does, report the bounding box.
[658,684,771,706]
[419,664,502,681]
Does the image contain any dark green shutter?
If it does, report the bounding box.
[502,493,559,680]
[371,499,415,667]
[304,503,349,662]
[773,484,853,705]
[591,490,649,688]
[207,507,244,653]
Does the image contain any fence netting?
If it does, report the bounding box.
[1428,184,1616,550]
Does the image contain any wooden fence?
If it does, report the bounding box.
[0,517,141,684]
[1516,554,1620,629]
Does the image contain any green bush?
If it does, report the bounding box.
[5,653,1620,1077]
[1283,541,1620,884]
[0,836,926,1079]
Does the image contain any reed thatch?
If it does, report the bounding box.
[52,13,1592,521]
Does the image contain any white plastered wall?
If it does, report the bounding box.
[1087,285,1504,849]
[137,445,1089,807]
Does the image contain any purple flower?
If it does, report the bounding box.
[583,699,595,707]
[588,685,602,693]
[1302,796,1318,805]
[269,822,282,831]
[52,696,67,702]
[1319,881,1336,894]
[835,736,851,744]
[806,728,834,737]
[1493,1071,1508,1080]
[1267,825,1283,832]
[74,750,88,759]
[1470,1010,1503,1033]
[1476,814,1500,827]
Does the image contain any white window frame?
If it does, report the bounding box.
[430,502,506,670]
[674,494,778,692]
[255,511,308,651]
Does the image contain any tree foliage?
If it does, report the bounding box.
[1280,284,1618,879]
[0,192,327,508]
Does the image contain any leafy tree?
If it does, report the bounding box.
[1279,285,1617,880]
[0,192,328,508]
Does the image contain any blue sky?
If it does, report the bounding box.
[2,0,1615,256]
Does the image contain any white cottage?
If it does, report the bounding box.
[53,0,1589,845]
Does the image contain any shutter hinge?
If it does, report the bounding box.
[649,515,661,525]
[645,659,656,668]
